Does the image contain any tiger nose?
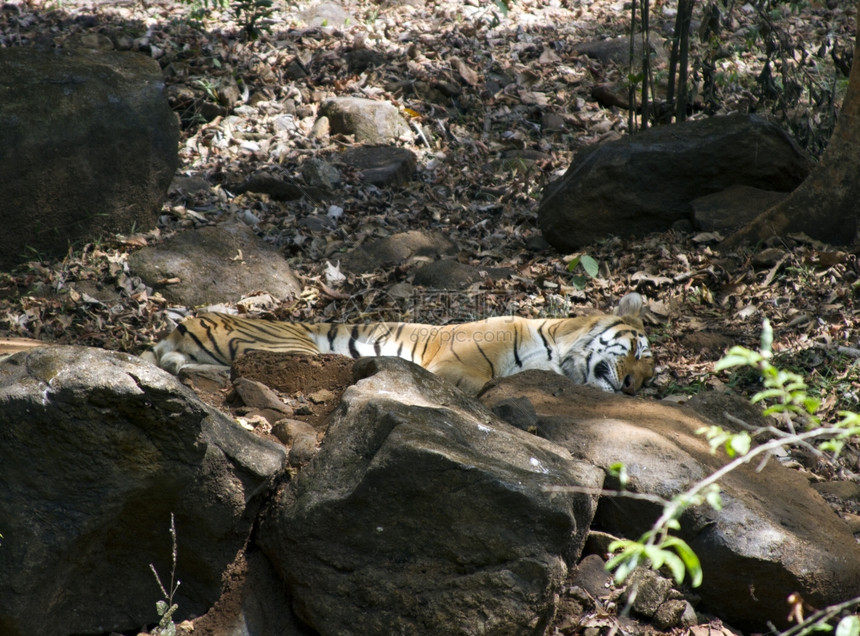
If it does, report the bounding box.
[622,374,636,395]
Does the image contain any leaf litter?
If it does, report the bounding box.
[1,0,860,627]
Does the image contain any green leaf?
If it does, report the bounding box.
[803,396,821,414]
[752,388,787,403]
[660,550,687,585]
[643,545,666,569]
[761,318,773,354]
[714,354,756,371]
[662,537,703,587]
[819,439,844,455]
[580,254,599,278]
[608,462,628,489]
[566,256,581,272]
[705,486,723,511]
[728,432,751,457]
[156,600,169,617]
[606,540,641,584]
[570,275,587,290]
[836,615,860,636]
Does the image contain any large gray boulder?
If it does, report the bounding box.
[0,346,287,636]
[479,372,860,632]
[257,357,602,635]
[0,47,178,270]
[537,114,810,251]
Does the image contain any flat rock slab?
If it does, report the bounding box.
[128,221,301,307]
[537,114,811,251]
[411,258,514,289]
[0,47,178,270]
[479,371,860,632]
[342,229,458,274]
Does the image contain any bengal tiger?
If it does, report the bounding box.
[143,292,654,396]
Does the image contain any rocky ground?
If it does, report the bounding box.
[1,0,860,632]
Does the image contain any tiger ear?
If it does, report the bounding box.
[615,292,644,317]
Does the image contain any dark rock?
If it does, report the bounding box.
[621,568,674,618]
[342,230,458,274]
[525,234,552,251]
[320,97,412,144]
[288,434,318,466]
[538,114,811,251]
[692,184,788,232]
[299,214,336,232]
[232,174,328,201]
[0,48,178,270]
[301,157,341,190]
[412,259,482,288]
[591,82,634,109]
[0,346,286,636]
[128,221,302,307]
[479,372,860,631]
[284,58,308,80]
[170,174,213,199]
[258,356,603,635]
[217,77,241,109]
[339,145,417,187]
[490,396,539,432]
[541,112,566,132]
[572,554,613,599]
[345,48,386,73]
[573,36,665,66]
[653,598,698,629]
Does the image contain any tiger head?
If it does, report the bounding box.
[557,293,654,395]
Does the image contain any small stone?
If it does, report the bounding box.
[572,554,613,599]
[653,599,698,629]
[233,377,291,413]
[272,418,317,446]
[413,259,481,289]
[311,115,330,140]
[177,366,230,393]
[289,434,318,466]
[340,145,417,187]
[525,235,551,252]
[308,389,336,404]
[300,215,336,232]
[541,112,566,132]
[302,157,341,190]
[622,568,674,618]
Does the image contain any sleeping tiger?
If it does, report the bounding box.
[143,292,654,396]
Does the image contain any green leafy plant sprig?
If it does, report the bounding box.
[605,319,860,635]
[566,253,599,290]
